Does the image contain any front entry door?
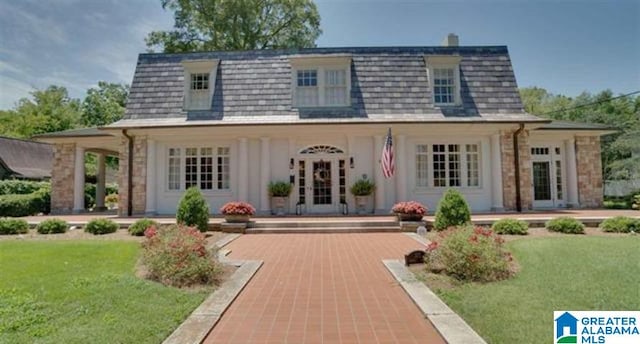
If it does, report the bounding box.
[298,159,339,213]
[531,146,565,208]
[532,161,554,207]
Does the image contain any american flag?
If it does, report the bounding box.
[381,128,395,178]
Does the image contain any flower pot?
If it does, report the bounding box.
[271,196,287,216]
[224,214,251,223]
[355,195,369,214]
[396,213,423,222]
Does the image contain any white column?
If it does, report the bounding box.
[95,153,106,211]
[565,138,579,207]
[260,137,271,212]
[145,140,156,214]
[73,146,85,213]
[491,134,504,211]
[373,135,385,212]
[395,135,407,202]
[238,138,249,202]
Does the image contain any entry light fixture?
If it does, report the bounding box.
[289,158,294,169]
[350,157,355,168]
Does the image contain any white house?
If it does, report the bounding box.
[39,34,613,216]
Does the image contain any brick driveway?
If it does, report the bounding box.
[204,233,445,344]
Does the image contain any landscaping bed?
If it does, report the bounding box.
[412,235,640,343]
[0,239,228,343]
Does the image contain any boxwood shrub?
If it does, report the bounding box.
[599,216,640,233]
[433,189,471,231]
[0,180,48,195]
[128,218,158,236]
[491,218,529,235]
[176,187,209,232]
[0,218,29,235]
[546,217,585,234]
[84,218,119,235]
[36,218,68,234]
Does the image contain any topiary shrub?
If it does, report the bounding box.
[491,218,528,235]
[424,225,514,282]
[141,225,221,287]
[433,189,471,231]
[546,217,585,234]
[176,187,210,232]
[36,218,68,234]
[0,218,29,235]
[84,218,119,235]
[599,216,640,233]
[128,218,158,236]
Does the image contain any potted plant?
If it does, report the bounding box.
[268,181,292,215]
[350,178,375,214]
[220,202,256,223]
[392,201,427,221]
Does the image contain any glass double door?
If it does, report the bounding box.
[531,146,564,208]
[298,158,344,213]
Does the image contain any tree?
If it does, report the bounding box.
[146,0,322,53]
[519,87,640,180]
[0,86,81,138]
[81,82,129,126]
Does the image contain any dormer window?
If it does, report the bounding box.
[290,55,351,108]
[182,59,219,110]
[425,55,462,106]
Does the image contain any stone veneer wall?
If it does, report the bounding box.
[500,129,532,211]
[51,143,76,214]
[576,136,603,208]
[118,135,147,216]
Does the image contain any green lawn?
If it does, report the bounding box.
[422,236,640,344]
[0,241,210,344]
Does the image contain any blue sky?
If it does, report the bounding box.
[0,0,638,109]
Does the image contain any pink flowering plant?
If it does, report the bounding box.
[391,201,427,215]
[220,201,256,215]
[424,225,514,282]
[141,225,221,287]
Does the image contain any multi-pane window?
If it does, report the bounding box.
[168,148,181,190]
[466,144,479,187]
[296,70,318,106]
[217,147,230,190]
[416,143,480,188]
[191,73,209,90]
[189,73,210,109]
[416,145,429,187]
[295,67,349,107]
[167,146,229,191]
[325,69,347,105]
[555,160,563,200]
[433,68,455,104]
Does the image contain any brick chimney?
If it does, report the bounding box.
[442,33,459,47]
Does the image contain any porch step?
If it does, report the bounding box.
[249,220,399,229]
[245,226,401,234]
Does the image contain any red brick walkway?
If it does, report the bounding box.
[204,233,445,344]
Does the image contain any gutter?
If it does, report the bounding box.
[513,123,525,212]
[122,130,134,216]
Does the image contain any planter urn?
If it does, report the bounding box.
[224,214,251,223]
[355,195,369,214]
[271,196,287,216]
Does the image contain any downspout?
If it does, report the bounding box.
[122,130,134,216]
[513,123,525,212]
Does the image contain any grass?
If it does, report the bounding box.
[0,240,210,344]
[420,236,640,344]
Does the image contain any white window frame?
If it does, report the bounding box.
[165,145,231,193]
[424,55,462,106]
[414,141,482,190]
[182,59,219,110]
[290,55,352,108]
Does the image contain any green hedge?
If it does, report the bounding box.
[0,187,50,217]
[600,216,640,233]
[37,218,68,234]
[546,217,585,234]
[0,180,48,195]
[84,183,118,208]
[84,218,119,235]
[0,218,29,235]
[491,218,529,235]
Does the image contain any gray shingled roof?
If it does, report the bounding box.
[0,136,53,179]
[537,120,616,131]
[34,127,113,138]
[113,46,544,128]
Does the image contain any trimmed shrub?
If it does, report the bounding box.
[128,218,158,236]
[433,189,471,231]
[424,225,513,282]
[633,194,640,210]
[0,185,50,217]
[176,187,210,232]
[84,218,119,235]
[142,225,221,287]
[491,218,529,235]
[349,179,375,196]
[0,218,29,235]
[268,181,293,197]
[36,218,68,234]
[546,217,585,234]
[600,216,640,233]
[0,180,48,195]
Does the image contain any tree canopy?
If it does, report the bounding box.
[520,87,640,180]
[81,82,129,127]
[146,0,322,53]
